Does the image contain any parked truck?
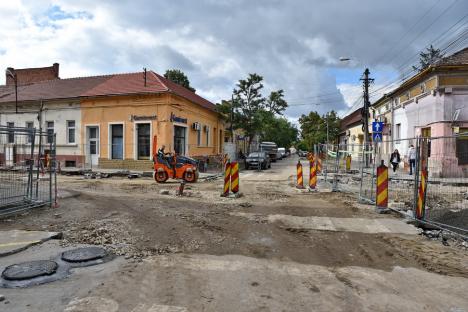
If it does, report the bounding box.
[259,141,278,162]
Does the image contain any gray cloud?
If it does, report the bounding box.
[4,0,467,119]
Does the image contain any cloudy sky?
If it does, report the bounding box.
[1,0,467,120]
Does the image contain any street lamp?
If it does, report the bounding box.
[5,68,18,114]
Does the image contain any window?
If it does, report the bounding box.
[47,121,54,144]
[205,126,210,146]
[395,123,401,140]
[174,125,186,155]
[197,129,202,146]
[457,129,468,165]
[7,122,14,143]
[26,122,34,143]
[137,123,151,160]
[65,160,76,167]
[111,124,123,159]
[67,120,76,144]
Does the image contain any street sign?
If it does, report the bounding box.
[372,121,384,133]
[373,132,382,142]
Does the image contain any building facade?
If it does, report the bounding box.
[370,47,468,177]
[0,65,225,170]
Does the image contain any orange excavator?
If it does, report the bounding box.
[152,136,199,183]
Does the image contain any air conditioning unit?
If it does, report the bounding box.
[192,122,201,131]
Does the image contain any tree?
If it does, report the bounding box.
[232,73,266,151]
[164,69,196,92]
[298,110,341,150]
[259,114,298,148]
[412,45,445,72]
[266,89,288,115]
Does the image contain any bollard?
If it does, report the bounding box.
[346,155,351,172]
[230,161,239,194]
[416,166,428,220]
[296,160,305,189]
[376,160,389,212]
[309,159,317,191]
[221,161,231,197]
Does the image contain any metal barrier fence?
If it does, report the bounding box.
[418,135,468,233]
[0,125,57,216]
[315,133,468,233]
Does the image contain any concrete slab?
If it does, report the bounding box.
[0,230,61,257]
[231,212,419,235]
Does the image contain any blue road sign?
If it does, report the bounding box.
[372,121,384,133]
[373,132,382,142]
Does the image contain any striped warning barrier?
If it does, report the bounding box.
[416,166,428,220]
[309,159,317,190]
[346,155,351,172]
[376,161,388,210]
[222,161,231,197]
[296,160,305,189]
[317,157,322,173]
[231,161,239,194]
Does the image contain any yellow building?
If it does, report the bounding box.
[80,71,224,169]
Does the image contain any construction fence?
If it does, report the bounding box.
[0,125,57,217]
[314,133,468,234]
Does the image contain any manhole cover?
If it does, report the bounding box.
[2,260,58,281]
[61,247,107,263]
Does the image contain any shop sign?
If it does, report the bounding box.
[130,114,157,121]
[170,113,187,124]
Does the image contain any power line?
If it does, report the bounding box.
[371,0,442,65]
[381,0,461,66]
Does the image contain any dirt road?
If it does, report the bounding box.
[1,156,467,311]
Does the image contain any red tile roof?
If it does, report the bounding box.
[0,70,216,111]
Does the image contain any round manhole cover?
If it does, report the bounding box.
[61,247,107,263]
[2,260,58,281]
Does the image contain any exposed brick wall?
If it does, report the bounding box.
[6,63,60,86]
[98,158,154,171]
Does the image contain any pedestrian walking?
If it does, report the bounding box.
[389,149,401,173]
[407,145,416,175]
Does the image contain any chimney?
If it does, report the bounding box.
[53,63,59,78]
[6,67,16,86]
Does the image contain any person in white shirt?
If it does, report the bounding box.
[407,145,416,175]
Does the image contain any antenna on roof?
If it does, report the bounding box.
[143,68,147,87]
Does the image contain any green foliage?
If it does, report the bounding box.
[221,73,296,150]
[298,110,341,150]
[259,111,298,148]
[412,45,445,72]
[266,89,288,115]
[164,69,196,92]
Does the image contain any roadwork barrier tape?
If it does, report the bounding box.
[376,161,388,209]
[416,166,428,220]
[221,161,231,197]
[296,160,304,189]
[309,159,317,190]
[231,161,239,193]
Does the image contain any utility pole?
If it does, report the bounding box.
[230,94,234,143]
[360,68,373,167]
